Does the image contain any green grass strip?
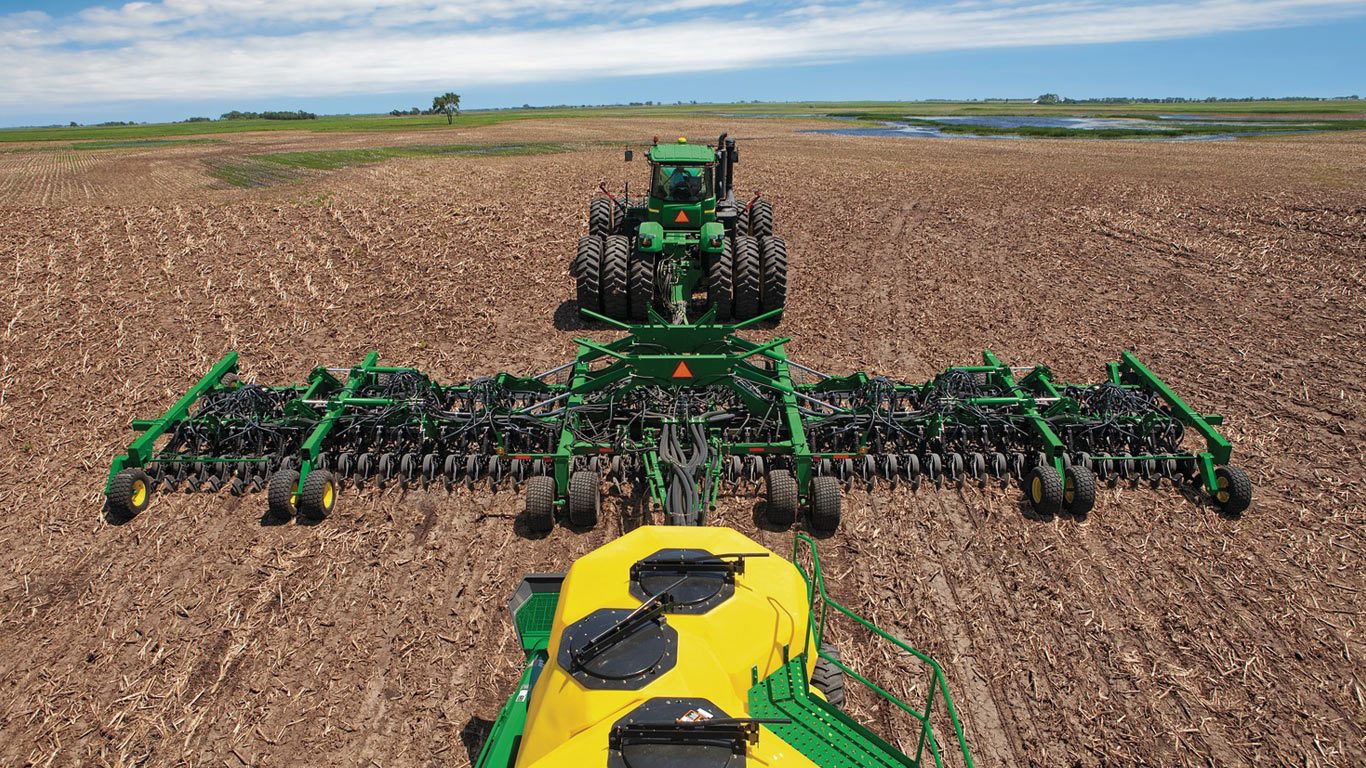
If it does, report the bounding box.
[206,141,573,187]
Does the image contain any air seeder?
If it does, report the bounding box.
[572,134,787,324]
[104,306,1253,529]
[474,526,975,767]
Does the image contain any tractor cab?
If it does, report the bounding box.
[646,139,720,230]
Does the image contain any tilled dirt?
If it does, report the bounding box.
[0,118,1362,767]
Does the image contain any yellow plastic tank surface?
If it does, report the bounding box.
[515,526,820,767]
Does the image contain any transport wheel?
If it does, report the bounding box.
[707,237,735,321]
[764,470,798,528]
[567,471,600,528]
[749,199,774,238]
[524,475,555,534]
[807,475,841,533]
[267,469,300,521]
[732,235,761,320]
[1063,465,1097,518]
[759,235,788,314]
[812,643,846,709]
[601,235,630,320]
[1026,465,1064,516]
[574,235,603,313]
[1211,465,1252,517]
[107,468,153,516]
[298,470,337,521]
[588,197,612,237]
[628,247,657,321]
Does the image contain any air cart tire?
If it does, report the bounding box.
[601,235,630,320]
[732,235,761,320]
[759,235,788,315]
[574,235,603,313]
[707,237,735,321]
[749,199,774,238]
[1026,465,1064,516]
[1063,465,1096,518]
[628,248,656,321]
[107,468,153,516]
[808,475,841,533]
[298,470,337,521]
[1212,465,1252,517]
[764,470,798,528]
[267,469,299,521]
[588,197,612,237]
[568,471,600,528]
[812,643,846,709]
[524,475,556,534]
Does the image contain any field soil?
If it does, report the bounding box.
[0,118,1363,767]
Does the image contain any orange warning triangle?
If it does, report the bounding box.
[674,210,690,223]
[671,360,693,379]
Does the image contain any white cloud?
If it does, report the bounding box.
[0,0,1362,109]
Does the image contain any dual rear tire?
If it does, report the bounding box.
[707,234,786,322]
[1027,464,1095,518]
[268,469,336,521]
[575,234,654,321]
[761,471,839,533]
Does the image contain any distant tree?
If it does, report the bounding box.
[432,92,461,124]
[1036,93,1061,104]
[68,121,79,127]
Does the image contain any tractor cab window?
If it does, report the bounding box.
[652,164,712,203]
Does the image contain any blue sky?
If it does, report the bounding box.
[0,0,1363,126]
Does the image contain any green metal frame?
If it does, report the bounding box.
[104,352,240,493]
[105,317,1244,520]
[476,578,561,768]
[781,533,975,768]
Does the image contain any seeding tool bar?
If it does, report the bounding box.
[104,316,1251,527]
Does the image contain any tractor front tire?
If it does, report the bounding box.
[568,471,600,528]
[298,470,337,521]
[575,235,603,313]
[107,468,153,517]
[764,469,798,528]
[524,475,556,534]
[1027,465,1064,516]
[707,237,735,321]
[588,197,613,237]
[759,235,788,315]
[268,469,300,521]
[749,198,774,238]
[808,475,841,533]
[732,235,761,320]
[601,235,631,320]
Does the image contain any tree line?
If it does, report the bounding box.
[220,110,318,121]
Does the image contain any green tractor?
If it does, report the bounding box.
[572,133,787,324]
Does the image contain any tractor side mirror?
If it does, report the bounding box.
[624,149,634,162]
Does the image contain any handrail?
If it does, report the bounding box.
[792,533,975,768]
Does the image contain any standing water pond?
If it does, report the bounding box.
[809,114,1360,141]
